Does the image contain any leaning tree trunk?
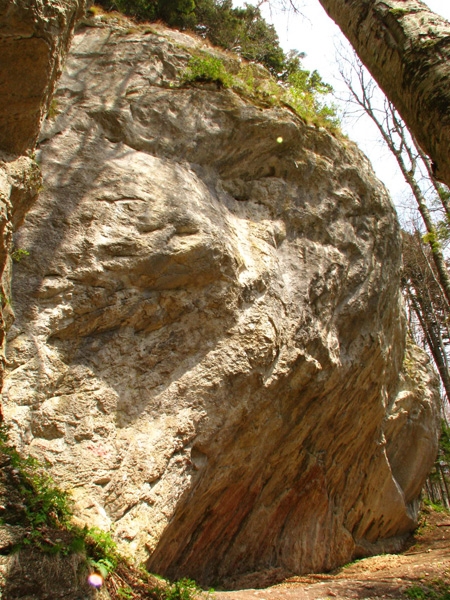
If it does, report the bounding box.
[318,0,450,188]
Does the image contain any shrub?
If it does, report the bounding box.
[92,0,339,130]
[285,67,339,128]
[0,425,72,532]
[182,54,234,87]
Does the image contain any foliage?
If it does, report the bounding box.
[422,498,448,513]
[11,248,30,262]
[284,65,339,128]
[83,526,120,577]
[425,188,450,247]
[181,50,339,129]
[47,98,59,119]
[182,55,234,87]
[0,424,72,534]
[193,0,285,76]
[92,0,338,129]
[0,425,209,599]
[118,586,134,599]
[422,421,450,510]
[96,0,195,25]
[96,0,285,74]
[406,580,450,600]
[97,0,196,25]
[165,578,203,600]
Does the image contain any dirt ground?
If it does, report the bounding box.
[214,509,450,600]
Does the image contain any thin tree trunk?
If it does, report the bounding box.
[425,478,435,504]
[341,63,450,308]
[437,472,447,506]
[400,162,450,307]
[406,283,450,401]
[414,142,450,221]
[439,462,450,508]
[318,0,450,188]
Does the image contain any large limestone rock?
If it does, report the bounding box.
[0,155,41,391]
[3,20,440,588]
[0,0,86,392]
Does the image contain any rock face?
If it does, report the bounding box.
[4,20,440,588]
[0,0,85,393]
[0,0,86,155]
[0,156,41,391]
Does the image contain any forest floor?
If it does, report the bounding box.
[214,508,450,600]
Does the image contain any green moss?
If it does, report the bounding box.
[389,7,409,17]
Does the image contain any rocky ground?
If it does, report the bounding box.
[214,507,450,600]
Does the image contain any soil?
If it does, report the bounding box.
[214,508,450,600]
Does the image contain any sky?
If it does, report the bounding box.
[232,0,450,217]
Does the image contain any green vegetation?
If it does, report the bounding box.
[95,0,284,74]
[96,0,196,26]
[0,425,72,534]
[164,578,205,600]
[93,0,339,130]
[425,187,450,247]
[284,60,339,128]
[422,498,448,513]
[47,97,59,119]
[0,424,206,599]
[181,50,339,129]
[406,580,450,600]
[192,0,285,77]
[11,248,30,262]
[182,54,234,88]
[424,421,450,511]
[439,422,450,464]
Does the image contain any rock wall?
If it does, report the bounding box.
[3,19,440,588]
[0,0,86,392]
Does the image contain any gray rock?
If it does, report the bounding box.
[0,0,86,397]
[4,21,440,587]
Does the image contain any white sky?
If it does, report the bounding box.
[232,0,450,215]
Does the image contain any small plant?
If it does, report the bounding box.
[87,4,102,15]
[406,580,450,600]
[422,498,448,513]
[407,585,429,600]
[182,55,234,88]
[179,48,339,130]
[0,293,11,306]
[84,526,119,577]
[117,586,134,599]
[166,578,203,600]
[47,98,59,119]
[0,424,72,533]
[283,67,340,129]
[11,248,30,262]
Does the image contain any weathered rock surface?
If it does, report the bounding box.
[3,20,440,588]
[0,0,85,394]
[0,154,41,391]
[0,0,86,155]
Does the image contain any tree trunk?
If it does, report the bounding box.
[406,282,450,403]
[318,0,450,188]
